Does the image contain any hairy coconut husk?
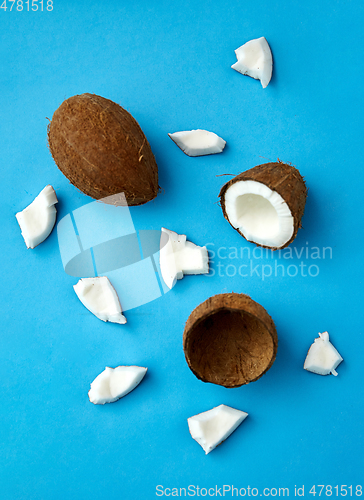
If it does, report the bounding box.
[219,162,307,249]
[183,293,278,388]
[48,93,159,206]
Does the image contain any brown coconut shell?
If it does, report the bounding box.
[47,93,159,206]
[183,293,278,388]
[219,161,307,249]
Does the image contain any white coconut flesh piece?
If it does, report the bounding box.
[160,228,209,289]
[188,404,248,455]
[304,332,343,376]
[88,366,147,405]
[224,180,294,248]
[15,185,58,249]
[168,130,226,157]
[231,37,273,89]
[73,276,127,324]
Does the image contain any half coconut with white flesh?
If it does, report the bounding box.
[188,404,248,454]
[231,37,273,88]
[74,276,127,324]
[16,185,58,249]
[88,366,147,404]
[160,228,209,289]
[304,332,343,376]
[219,162,307,250]
[168,130,226,157]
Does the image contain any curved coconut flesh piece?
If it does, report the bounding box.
[73,276,126,324]
[88,366,147,404]
[231,37,273,88]
[188,404,248,454]
[15,185,58,249]
[219,162,307,250]
[168,130,226,157]
[183,293,278,388]
[304,332,343,376]
[160,228,209,289]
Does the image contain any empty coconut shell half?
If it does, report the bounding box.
[48,93,159,206]
[219,162,307,249]
[183,293,278,388]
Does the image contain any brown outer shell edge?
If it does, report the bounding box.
[219,162,308,250]
[183,293,278,388]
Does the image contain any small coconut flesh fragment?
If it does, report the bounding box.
[304,332,343,376]
[160,228,209,289]
[15,185,58,249]
[88,366,147,404]
[231,37,273,88]
[168,130,226,157]
[219,162,307,250]
[73,276,126,324]
[183,293,278,387]
[188,404,248,454]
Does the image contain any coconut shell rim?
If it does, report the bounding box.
[183,293,278,388]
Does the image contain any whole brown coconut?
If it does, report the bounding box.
[183,293,278,388]
[48,93,159,206]
[219,162,307,250]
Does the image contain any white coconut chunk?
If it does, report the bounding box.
[160,228,209,289]
[224,180,294,248]
[15,185,58,249]
[188,404,248,455]
[304,332,343,376]
[168,130,226,157]
[88,366,147,404]
[73,276,127,324]
[231,37,273,88]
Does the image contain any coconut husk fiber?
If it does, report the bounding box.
[183,293,278,388]
[48,93,159,206]
[219,161,307,249]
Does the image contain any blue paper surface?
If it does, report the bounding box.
[1,1,363,499]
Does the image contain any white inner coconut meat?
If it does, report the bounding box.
[304,332,343,376]
[74,276,126,324]
[15,185,58,249]
[224,180,294,248]
[88,366,147,404]
[188,404,248,455]
[231,37,273,89]
[160,228,209,289]
[168,130,226,157]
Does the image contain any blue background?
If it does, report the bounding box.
[1,1,363,499]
